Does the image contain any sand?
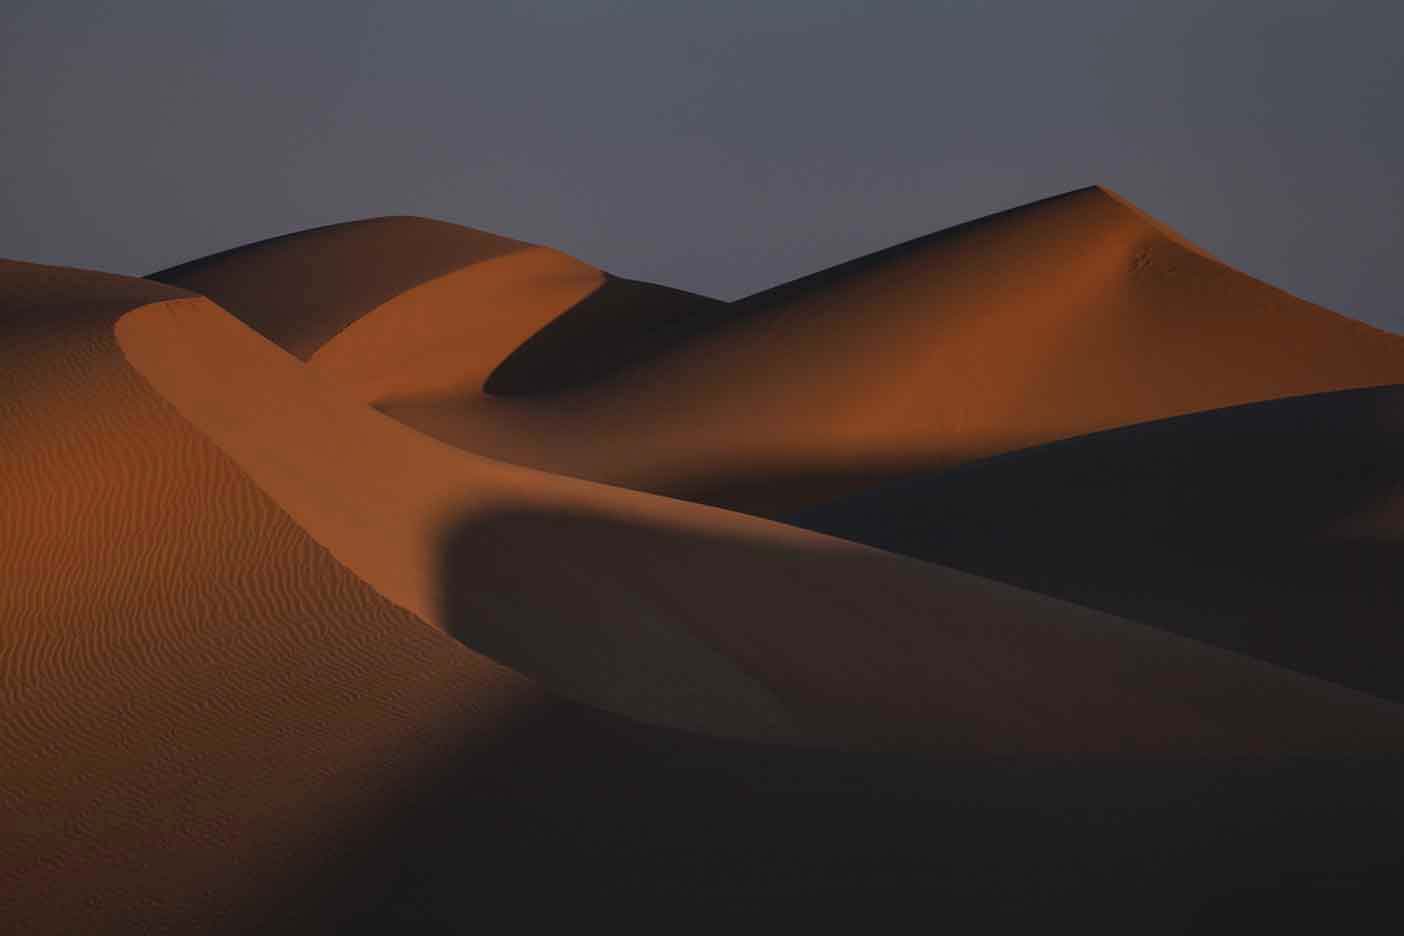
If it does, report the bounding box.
[385,186,1404,514]
[8,184,1404,928]
[787,384,1404,703]
[151,189,1404,517]
[148,216,531,359]
[0,261,546,931]
[111,291,1404,756]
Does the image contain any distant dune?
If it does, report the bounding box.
[7,185,1404,929]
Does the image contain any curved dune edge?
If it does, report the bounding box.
[117,296,1404,756]
[482,274,740,396]
[0,262,548,932]
[307,246,604,404]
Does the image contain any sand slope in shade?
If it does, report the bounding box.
[0,261,548,933]
[116,295,1404,756]
[787,384,1404,703]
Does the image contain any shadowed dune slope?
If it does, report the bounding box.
[787,385,1404,703]
[368,186,1404,516]
[440,503,1404,756]
[0,261,549,933]
[114,292,1404,757]
[483,275,742,396]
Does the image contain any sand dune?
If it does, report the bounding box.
[151,216,737,406]
[149,188,1404,519]
[0,261,549,931]
[9,183,1404,928]
[788,384,1404,702]
[113,295,1404,756]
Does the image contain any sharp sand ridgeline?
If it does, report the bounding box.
[6,185,1404,929]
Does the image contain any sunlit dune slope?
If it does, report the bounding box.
[358,186,1404,516]
[788,384,1404,703]
[0,261,547,933]
[148,216,531,359]
[116,295,1404,757]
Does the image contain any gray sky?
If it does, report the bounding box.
[4,1,1401,332]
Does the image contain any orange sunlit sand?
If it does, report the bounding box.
[6,186,1404,929]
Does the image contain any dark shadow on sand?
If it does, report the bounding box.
[787,384,1404,704]
[484,275,741,397]
[321,498,1404,929]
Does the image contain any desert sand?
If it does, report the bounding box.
[154,186,1404,516]
[7,186,1404,929]
[788,384,1404,703]
[0,262,547,930]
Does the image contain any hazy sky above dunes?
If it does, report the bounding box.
[4,1,1401,332]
